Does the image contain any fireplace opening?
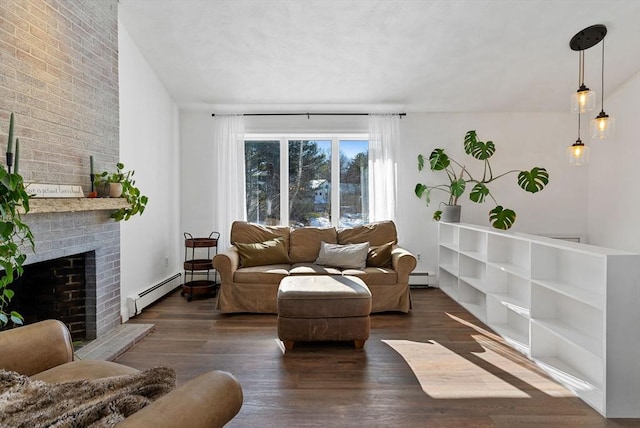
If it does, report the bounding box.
[9,253,89,342]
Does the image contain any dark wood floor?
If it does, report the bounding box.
[116,287,640,427]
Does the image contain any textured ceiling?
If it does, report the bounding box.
[118,0,640,113]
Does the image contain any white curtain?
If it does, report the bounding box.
[213,114,246,252]
[368,113,400,223]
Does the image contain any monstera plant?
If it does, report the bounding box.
[415,130,549,230]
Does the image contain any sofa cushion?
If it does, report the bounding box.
[315,241,369,269]
[367,242,394,268]
[342,267,398,285]
[337,220,398,246]
[289,227,337,263]
[32,360,139,383]
[230,221,291,248]
[289,263,342,276]
[235,237,289,268]
[233,265,290,284]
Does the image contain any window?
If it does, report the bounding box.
[245,135,368,228]
[245,141,280,224]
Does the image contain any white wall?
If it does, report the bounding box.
[181,110,586,275]
[587,72,640,253]
[179,111,216,237]
[118,22,182,320]
[401,112,587,273]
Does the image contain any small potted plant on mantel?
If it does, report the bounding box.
[415,130,550,230]
[94,162,149,221]
[1,113,34,329]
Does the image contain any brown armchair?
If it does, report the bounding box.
[0,320,243,427]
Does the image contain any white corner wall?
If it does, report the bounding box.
[118,21,182,321]
[587,72,640,253]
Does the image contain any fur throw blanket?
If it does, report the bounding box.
[0,367,175,428]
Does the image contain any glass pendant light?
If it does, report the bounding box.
[570,25,607,114]
[568,113,590,166]
[570,50,595,113]
[591,38,615,139]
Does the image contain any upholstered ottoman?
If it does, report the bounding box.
[277,275,372,350]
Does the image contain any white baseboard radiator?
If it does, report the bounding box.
[409,272,437,288]
[127,273,182,317]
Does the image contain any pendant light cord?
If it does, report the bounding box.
[578,112,581,141]
[579,50,585,86]
[600,39,605,110]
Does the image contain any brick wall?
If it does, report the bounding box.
[0,0,121,338]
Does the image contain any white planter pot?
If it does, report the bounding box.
[109,182,123,198]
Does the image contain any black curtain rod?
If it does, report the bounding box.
[211,112,406,118]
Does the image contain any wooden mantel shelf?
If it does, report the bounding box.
[21,198,129,214]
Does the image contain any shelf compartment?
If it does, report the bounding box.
[438,245,459,276]
[531,278,603,310]
[491,323,530,356]
[531,244,606,300]
[459,228,488,262]
[534,357,604,415]
[486,294,530,353]
[530,285,603,357]
[490,293,530,318]
[437,268,458,301]
[458,280,486,322]
[439,242,458,252]
[458,254,487,292]
[485,264,530,308]
[486,234,530,278]
[439,223,459,249]
[531,323,604,412]
[183,259,213,270]
[181,280,217,300]
[185,237,218,248]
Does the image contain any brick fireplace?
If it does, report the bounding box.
[20,208,121,339]
[1,0,121,339]
[12,252,88,341]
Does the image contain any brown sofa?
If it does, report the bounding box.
[0,320,243,427]
[213,220,417,314]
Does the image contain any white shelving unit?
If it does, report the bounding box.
[437,222,640,418]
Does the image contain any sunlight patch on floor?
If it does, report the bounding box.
[471,336,575,398]
[382,339,574,399]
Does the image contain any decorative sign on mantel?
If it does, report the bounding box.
[26,183,85,198]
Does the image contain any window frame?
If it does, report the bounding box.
[244,133,368,227]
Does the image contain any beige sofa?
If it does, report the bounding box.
[213,220,416,314]
[0,319,243,427]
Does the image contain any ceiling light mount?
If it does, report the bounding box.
[569,24,607,51]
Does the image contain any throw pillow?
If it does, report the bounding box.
[367,241,394,268]
[235,237,290,268]
[314,241,369,269]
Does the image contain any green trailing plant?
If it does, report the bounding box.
[415,130,549,230]
[94,162,148,221]
[1,113,34,328]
